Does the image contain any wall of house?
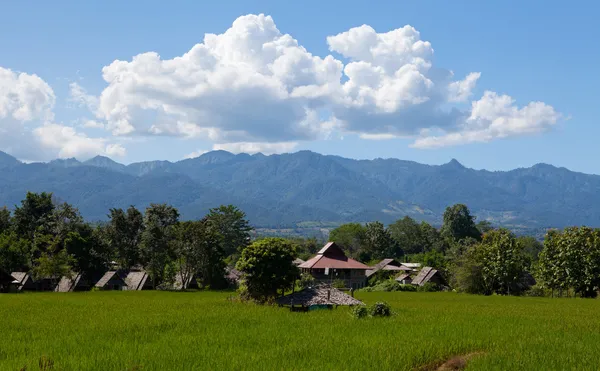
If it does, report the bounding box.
[303,268,367,289]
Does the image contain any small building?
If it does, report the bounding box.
[411,267,444,286]
[276,284,364,311]
[299,242,370,289]
[395,273,413,285]
[55,273,96,292]
[95,271,128,290]
[121,270,153,291]
[366,258,413,278]
[0,269,18,293]
[11,272,55,291]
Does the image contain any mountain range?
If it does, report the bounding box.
[0,150,598,233]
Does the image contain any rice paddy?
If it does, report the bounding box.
[2,291,600,370]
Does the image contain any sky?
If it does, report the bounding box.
[1,0,598,173]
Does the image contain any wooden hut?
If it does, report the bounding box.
[366,258,412,278]
[174,273,200,290]
[276,284,364,311]
[411,267,444,286]
[395,273,413,285]
[121,270,153,291]
[95,271,128,290]
[299,242,370,289]
[55,273,97,292]
[11,272,55,291]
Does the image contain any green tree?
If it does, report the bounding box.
[13,192,55,240]
[517,236,543,265]
[537,230,567,296]
[235,237,299,302]
[476,220,494,235]
[64,226,109,277]
[31,234,74,285]
[389,216,424,255]
[479,229,528,295]
[173,219,226,289]
[441,204,481,242]
[420,221,447,252]
[0,232,30,272]
[0,207,11,234]
[362,222,399,261]
[206,205,252,258]
[140,204,179,288]
[106,206,144,269]
[328,223,366,258]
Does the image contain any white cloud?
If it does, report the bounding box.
[69,82,99,112]
[81,119,105,129]
[184,149,208,159]
[33,123,127,159]
[359,133,398,140]
[86,14,559,149]
[411,91,561,148]
[212,141,297,155]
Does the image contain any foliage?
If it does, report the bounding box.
[362,280,416,292]
[476,220,494,235]
[0,207,11,234]
[297,272,315,289]
[332,279,346,289]
[0,232,30,272]
[441,204,482,242]
[235,238,299,302]
[417,282,441,292]
[389,216,424,255]
[206,205,252,258]
[13,192,55,240]
[140,204,179,288]
[350,305,368,319]
[328,223,366,258]
[361,221,398,261]
[517,236,543,265]
[106,206,144,269]
[369,301,392,317]
[32,242,74,284]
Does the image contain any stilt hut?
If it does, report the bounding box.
[276,284,364,311]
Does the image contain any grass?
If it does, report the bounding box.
[2,291,600,370]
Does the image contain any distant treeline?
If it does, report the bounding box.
[2,192,599,297]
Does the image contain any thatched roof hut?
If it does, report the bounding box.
[95,271,128,290]
[412,267,444,286]
[55,273,98,292]
[276,285,364,308]
[120,270,153,290]
[11,272,55,291]
[366,258,413,277]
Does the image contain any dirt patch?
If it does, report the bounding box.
[415,352,485,371]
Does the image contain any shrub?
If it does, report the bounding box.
[350,305,368,319]
[525,285,546,297]
[398,284,417,292]
[332,279,346,289]
[417,282,441,292]
[369,302,392,317]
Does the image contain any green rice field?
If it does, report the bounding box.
[2,291,600,370]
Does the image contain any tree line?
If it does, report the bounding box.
[0,192,252,289]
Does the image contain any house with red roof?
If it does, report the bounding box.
[298,242,370,289]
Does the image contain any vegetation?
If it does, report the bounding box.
[3,291,600,370]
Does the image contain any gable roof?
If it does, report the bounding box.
[122,270,151,290]
[299,242,370,270]
[412,267,440,286]
[366,259,412,277]
[395,273,412,282]
[11,272,30,286]
[95,271,127,288]
[293,258,305,266]
[276,285,364,306]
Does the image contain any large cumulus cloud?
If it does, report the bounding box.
[0,67,126,161]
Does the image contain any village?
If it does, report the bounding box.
[0,242,443,309]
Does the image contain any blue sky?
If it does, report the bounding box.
[1,0,598,173]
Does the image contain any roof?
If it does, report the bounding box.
[11,272,30,285]
[366,259,412,277]
[401,262,422,269]
[412,267,439,286]
[121,271,150,290]
[95,271,126,288]
[276,285,364,306]
[299,242,370,270]
[55,273,87,292]
[395,273,411,282]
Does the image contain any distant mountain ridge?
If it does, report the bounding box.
[0,150,598,231]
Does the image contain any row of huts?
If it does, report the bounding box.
[0,268,156,293]
[1,241,443,293]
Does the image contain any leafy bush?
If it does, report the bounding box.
[417,282,441,292]
[332,279,346,289]
[297,272,316,289]
[361,280,417,292]
[369,302,392,317]
[525,285,546,297]
[350,305,368,319]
